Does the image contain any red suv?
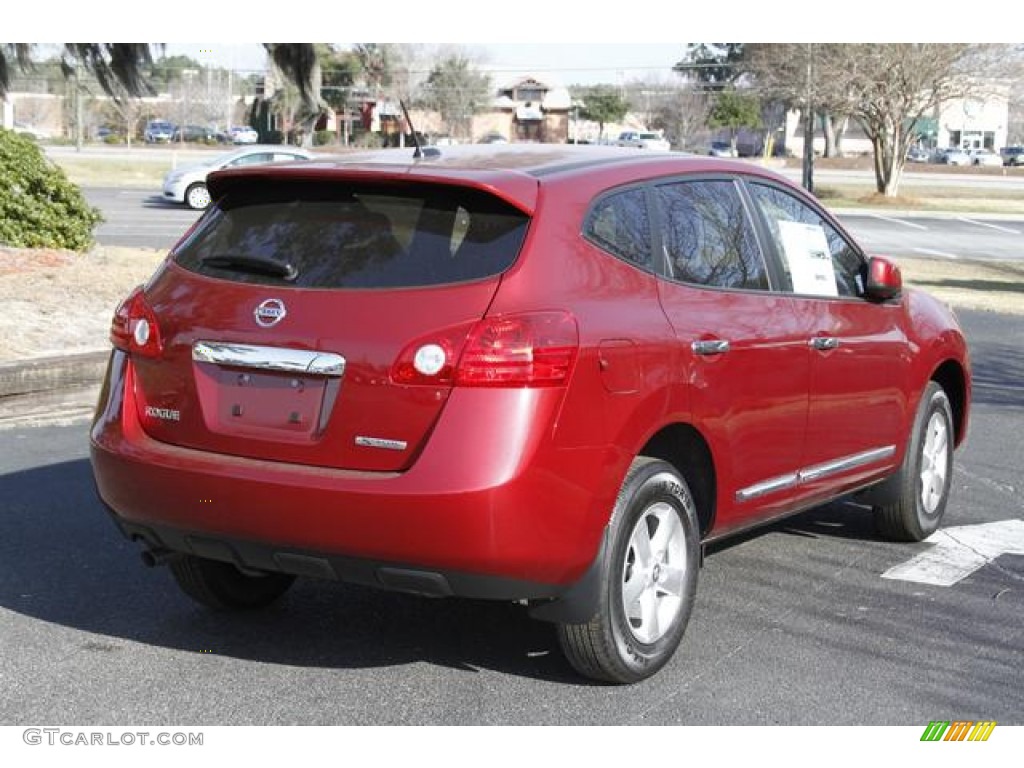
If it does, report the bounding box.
[91,145,970,683]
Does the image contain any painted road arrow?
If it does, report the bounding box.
[882,519,1024,586]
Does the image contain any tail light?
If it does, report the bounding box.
[392,312,578,388]
[110,286,164,358]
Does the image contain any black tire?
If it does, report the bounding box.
[557,458,700,684]
[184,182,211,210]
[874,381,954,542]
[169,555,295,610]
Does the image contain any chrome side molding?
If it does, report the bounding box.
[736,445,896,502]
[192,341,346,377]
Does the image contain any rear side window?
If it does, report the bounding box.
[172,181,529,289]
[583,188,653,269]
[655,180,769,290]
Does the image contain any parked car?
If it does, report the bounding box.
[969,149,1002,167]
[937,147,970,166]
[708,140,738,158]
[161,145,314,210]
[477,131,509,144]
[13,122,53,141]
[1000,146,1024,167]
[228,125,259,144]
[617,131,671,151]
[144,120,175,143]
[906,146,931,163]
[93,145,971,684]
[173,124,217,143]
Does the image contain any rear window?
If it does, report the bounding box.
[172,181,530,289]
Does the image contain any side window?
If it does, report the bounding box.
[748,183,865,297]
[584,188,653,269]
[655,180,769,290]
[228,153,274,168]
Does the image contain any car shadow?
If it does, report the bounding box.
[0,458,585,684]
[142,195,186,210]
[705,498,882,558]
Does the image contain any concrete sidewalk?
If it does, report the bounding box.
[0,351,108,429]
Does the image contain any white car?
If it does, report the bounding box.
[617,131,671,151]
[939,147,970,166]
[969,149,1002,167]
[708,141,738,158]
[161,145,314,210]
[228,126,259,144]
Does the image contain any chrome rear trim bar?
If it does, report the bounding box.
[192,341,346,377]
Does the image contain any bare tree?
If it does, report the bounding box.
[653,87,711,150]
[748,43,1012,196]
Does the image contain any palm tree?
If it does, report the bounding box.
[1,43,155,99]
[1,43,326,146]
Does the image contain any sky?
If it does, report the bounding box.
[163,43,691,87]
[14,2,986,91]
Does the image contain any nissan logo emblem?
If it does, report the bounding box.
[254,298,287,328]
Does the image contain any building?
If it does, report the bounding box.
[780,82,1010,157]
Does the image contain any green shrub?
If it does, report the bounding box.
[0,127,102,251]
[314,130,336,147]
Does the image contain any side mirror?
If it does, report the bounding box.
[865,256,902,301]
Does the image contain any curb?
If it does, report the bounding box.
[0,350,109,398]
[0,351,108,428]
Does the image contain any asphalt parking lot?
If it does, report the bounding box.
[0,309,1020,726]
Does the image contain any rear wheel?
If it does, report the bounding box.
[557,458,700,684]
[184,182,211,210]
[875,382,954,541]
[170,555,295,610]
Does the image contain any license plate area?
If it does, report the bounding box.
[191,343,345,443]
[207,367,328,438]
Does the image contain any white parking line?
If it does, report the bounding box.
[913,248,960,259]
[955,216,1022,235]
[882,519,1024,587]
[868,214,928,230]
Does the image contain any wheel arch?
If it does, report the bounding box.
[638,422,717,538]
[930,359,969,447]
[530,421,716,626]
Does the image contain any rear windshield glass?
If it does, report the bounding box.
[172,180,530,289]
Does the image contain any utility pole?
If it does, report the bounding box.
[225,66,233,133]
[74,60,83,152]
[802,43,814,193]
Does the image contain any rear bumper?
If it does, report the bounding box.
[90,352,614,597]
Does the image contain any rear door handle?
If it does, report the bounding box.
[810,336,839,351]
[692,339,731,356]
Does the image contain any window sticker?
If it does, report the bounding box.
[777,220,839,297]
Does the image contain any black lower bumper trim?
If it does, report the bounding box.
[115,517,566,603]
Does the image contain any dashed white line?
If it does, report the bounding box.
[955,216,1022,235]
[913,248,960,259]
[868,214,928,230]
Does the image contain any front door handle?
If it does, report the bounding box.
[692,339,731,356]
[810,336,839,351]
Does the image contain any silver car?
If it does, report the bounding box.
[938,147,970,166]
[969,149,1002,167]
[161,145,314,210]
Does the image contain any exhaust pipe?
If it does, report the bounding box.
[141,548,179,568]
